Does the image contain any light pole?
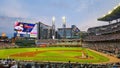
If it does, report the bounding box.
[52,16,55,39]
[62,16,66,39]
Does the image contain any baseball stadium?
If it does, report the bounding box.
[1,2,120,68]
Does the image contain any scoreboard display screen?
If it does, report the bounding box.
[14,22,37,38]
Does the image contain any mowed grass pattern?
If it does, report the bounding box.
[0,47,109,63]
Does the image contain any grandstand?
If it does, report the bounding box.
[84,4,120,58]
[1,3,120,68]
[0,58,119,68]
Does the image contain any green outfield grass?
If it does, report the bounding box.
[0,47,109,63]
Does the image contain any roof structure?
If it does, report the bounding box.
[98,4,120,21]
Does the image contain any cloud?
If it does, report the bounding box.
[74,0,119,31]
[0,0,30,37]
[51,1,69,9]
[75,0,103,13]
[0,0,29,18]
[0,16,16,34]
[79,16,108,31]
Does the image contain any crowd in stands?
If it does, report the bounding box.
[83,21,120,58]
[84,41,119,60]
[88,22,120,35]
[84,23,120,57]
[0,58,120,68]
[84,32,120,41]
[83,41,120,58]
[0,42,18,49]
[35,39,82,47]
[35,39,56,45]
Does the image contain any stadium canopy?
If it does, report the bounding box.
[98,5,120,22]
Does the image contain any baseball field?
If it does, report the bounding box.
[0,47,109,63]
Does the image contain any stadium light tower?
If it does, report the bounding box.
[52,16,55,24]
[52,16,55,39]
[62,16,66,39]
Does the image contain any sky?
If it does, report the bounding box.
[0,0,120,37]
